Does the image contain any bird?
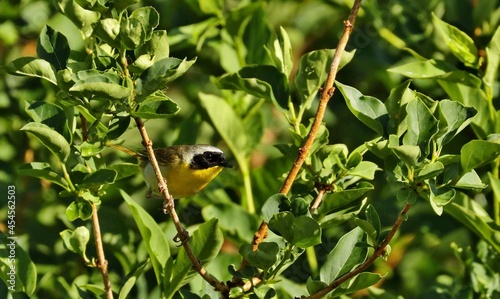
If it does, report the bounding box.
[111,144,232,198]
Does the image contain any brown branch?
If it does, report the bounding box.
[251,0,364,251]
[80,114,88,142]
[307,203,412,299]
[132,117,228,295]
[310,188,327,214]
[91,203,113,299]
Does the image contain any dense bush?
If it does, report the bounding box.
[1,0,499,298]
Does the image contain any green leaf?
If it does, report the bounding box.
[107,114,131,140]
[183,0,223,15]
[290,197,310,217]
[437,82,491,138]
[66,199,93,221]
[389,135,421,166]
[165,218,223,297]
[239,242,279,270]
[295,49,355,105]
[94,18,121,47]
[306,278,329,295]
[108,163,140,180]
[122,190,170,285]
[114,0,140,11]
[388,59,454,78]
[57,0,101,37]
[261,194,288,223]
[199,93,247,153]
[268,212,294,243]
[435,100,477,146]
[37,26,70,70]
[403,97,438,154]
[320,227,363,283]
[416,162,444,182]
[330,272,383,297]
[432,70,482,88]
[25,100,71,142]
[118,260,149,299]
[132,93,180,119]
[396,188,418,204]
[18,162,70,190]
[129,6,159,41]
[135,30,169,64]
[266,26,293,77]
[318,182,374,216]
[445,192,500,252]
[269,212,321,248]
[137,58,196,101]
[432,13,480,68]
[81,169,117,187]
[292,216,322,248]
[461,139,500,173]
[60,226,90,262]
[484,27,500,99]
[70,82,131,100]
[348,161,380,180]
[429,183,456,216]
[79,141,103,157]
[385,80,412,131]
[0,232,37,295]
[336,81,388,136]
[120,16,146,50]
[354,218,377,246]
[226,2,271,65]
[5,57,58,85]
[454,170,487,190]
[216,65,289,111]
[366,204,381,242]
[21,123,71,163]
[202,203,259,244]
[242,111,264,154]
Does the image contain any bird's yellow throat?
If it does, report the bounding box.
[111,144,231,198]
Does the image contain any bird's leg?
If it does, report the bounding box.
[159,189,191,246]
[173,227,190,246]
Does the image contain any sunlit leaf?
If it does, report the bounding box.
[21,123,71,163]
[6,57,58,85]
[320,227,363,283]
[122,190,170,285]
[0,232,37,295]
[37,26,70,70]
[336,81,388,136]
[432,13,480,68]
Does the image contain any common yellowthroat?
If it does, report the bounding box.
[113,144,232,198]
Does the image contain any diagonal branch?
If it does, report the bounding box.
[251,0,364,251]
[307,203,412,299]
[91,203,113,299]
[133,117,228,294]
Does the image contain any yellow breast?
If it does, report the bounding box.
[142,161,224,198]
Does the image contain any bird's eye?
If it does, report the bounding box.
[204,152,215,161]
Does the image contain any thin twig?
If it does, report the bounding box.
[251,0,364,251]
[91,203,113,299]
[307,203,411,299]
[133,117,228,294]
[310,188,327,214]
[81,108,112,298]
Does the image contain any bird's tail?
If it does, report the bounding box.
[108,144,145,158]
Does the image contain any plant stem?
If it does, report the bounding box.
[310,188,326,214]
[307,203,411,299]
[306,246,319,277]
[91,202,113,299]
[133,117,228,294]
[250,0,363,251]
